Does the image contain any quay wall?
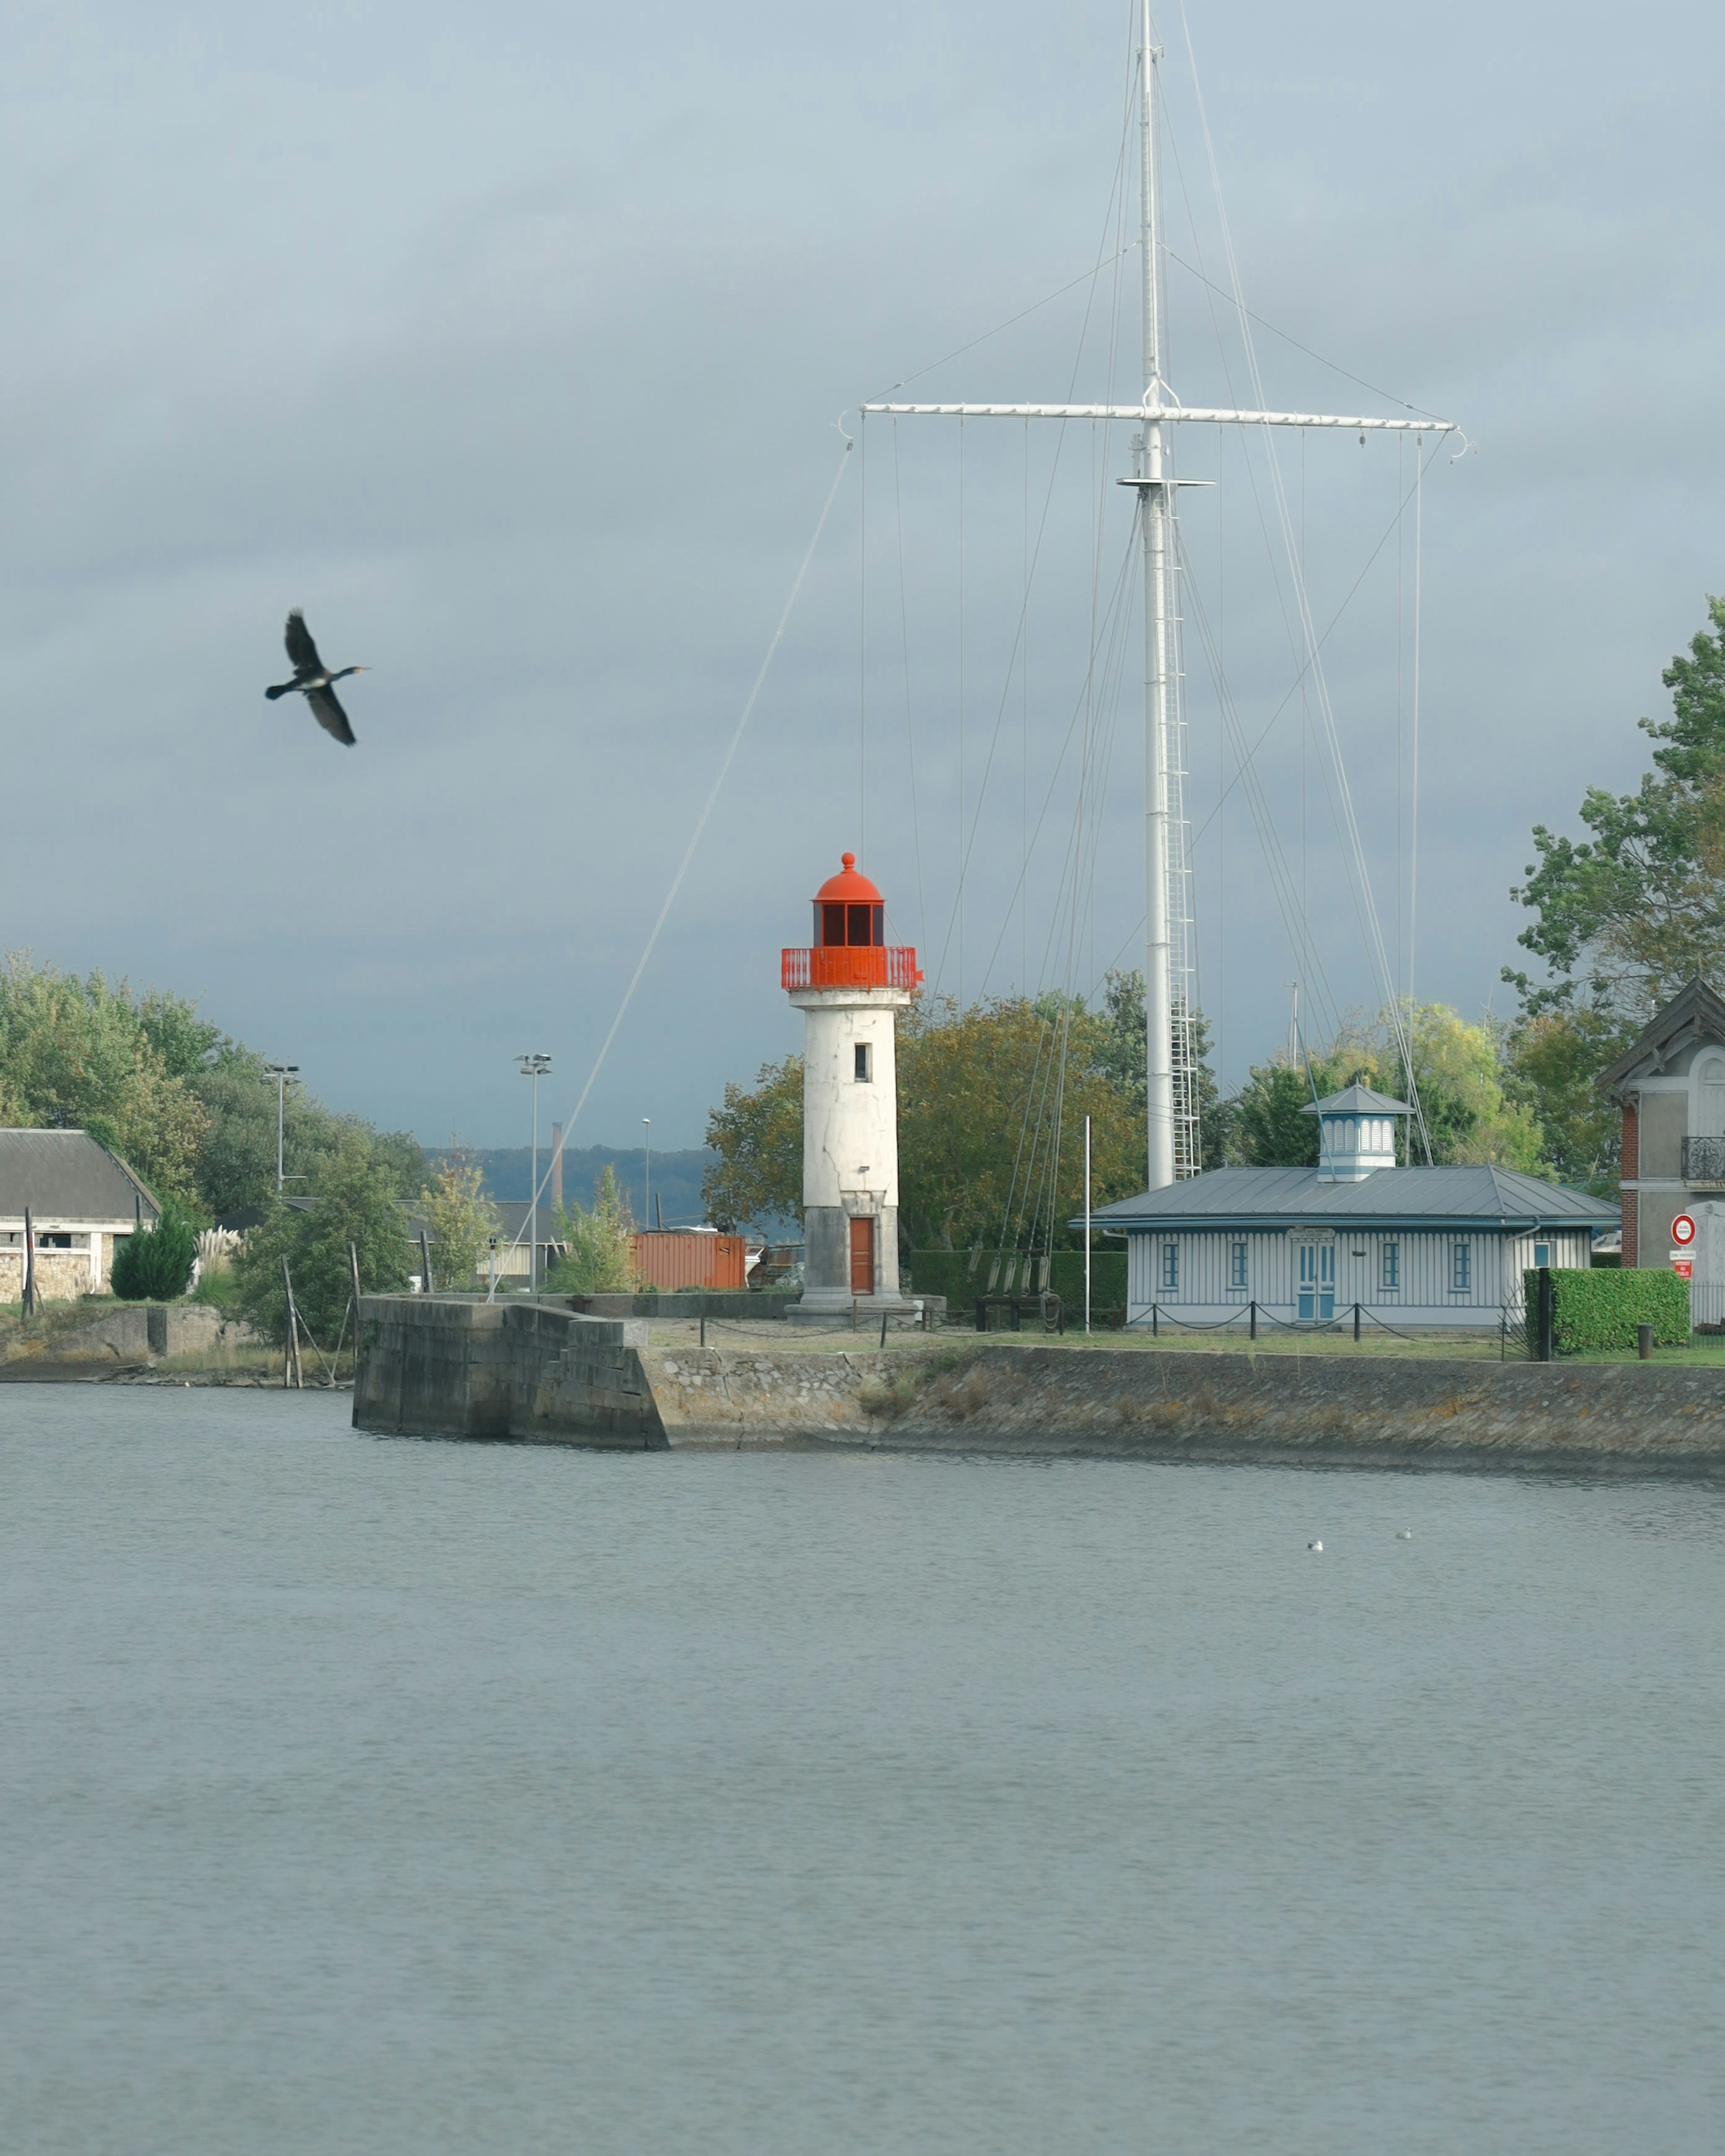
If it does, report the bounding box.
[352,1298,1725,1463]
[0,1303,253,1375]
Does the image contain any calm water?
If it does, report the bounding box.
[3,1390,1723,2154]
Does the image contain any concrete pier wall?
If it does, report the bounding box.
[353,1298,663,1446]
[353,1298,1725,1463]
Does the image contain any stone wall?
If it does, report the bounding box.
[0,1303,254,1373]
[352,1299,1725,1463]
[0,1250,95,1301]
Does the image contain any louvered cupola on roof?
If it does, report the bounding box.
[1300,1082,1412,1182]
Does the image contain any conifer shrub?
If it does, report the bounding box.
[110,1200,198,1301]
[1528,1266,1690,1353]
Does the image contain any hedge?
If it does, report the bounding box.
[1528,1266,1690,1353]
[906,1248,1128,1318]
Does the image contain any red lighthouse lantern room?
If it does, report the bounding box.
[781,854,922,992]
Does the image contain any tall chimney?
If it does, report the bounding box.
[551,1123,564,1211]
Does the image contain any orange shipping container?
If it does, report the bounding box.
[632,1231,747,1292]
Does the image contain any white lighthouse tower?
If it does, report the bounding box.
[783,853,921,1321]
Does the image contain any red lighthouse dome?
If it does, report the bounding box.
[782,853,921,992]
[814,852,884,950]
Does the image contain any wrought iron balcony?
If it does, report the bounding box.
[1681,1135,1725,1185]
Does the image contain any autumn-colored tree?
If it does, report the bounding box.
[545,1164,637,1293]
[417,1148,500,1290]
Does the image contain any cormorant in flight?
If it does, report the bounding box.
[265,610,366,745]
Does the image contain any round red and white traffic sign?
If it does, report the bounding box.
[1672,1213,1697,1247]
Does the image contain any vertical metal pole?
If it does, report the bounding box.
[1140,12,1173,1192]
[277,1071,285,1198]
[530,1068,539,1295]
[1084,1114,1092,1335]
[643,1118,651,1246]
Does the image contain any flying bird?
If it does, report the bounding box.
[265,610,366,745]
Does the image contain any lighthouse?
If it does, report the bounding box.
[782,853,921,1321]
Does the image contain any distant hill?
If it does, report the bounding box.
[438,1144,714,1228]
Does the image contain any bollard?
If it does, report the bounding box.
[1638,1322,1654,1361]
[975,1298,987,1334]
[880,1308,889,1349]
[852,1298,858,1330]
[1249,1300,1256,1342]
[1353,1300,1361,1343]
[1152,1303,1159,1339]
[700,1313,706,1348]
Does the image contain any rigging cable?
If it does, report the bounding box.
[486,440,855,1290]
[1177,0,1433,1163]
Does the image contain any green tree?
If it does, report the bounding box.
[0,957,208,1201]
[1228,1043,1375,1166]
[545,1164,636,1293]
[1389,1004,1545,1171]
[417,1150,499,1290]
[895,993,1143,1251]
[109,1197,198,1300]
[703,1057,805,1230]
[1096,968,1229,1168]
[232,1135,410,1346]
[1225,1004,1547,1173]
[1508,595,1725,1021]
[1500,1005,1628,1193]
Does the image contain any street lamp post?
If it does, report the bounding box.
[518,1054,552,1293]
[643,1118,651,1234]
[263,1064,299,1198]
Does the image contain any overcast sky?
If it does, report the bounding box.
[4,0,1721,1150]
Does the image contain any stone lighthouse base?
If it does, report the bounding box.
[785,1290,926,1329]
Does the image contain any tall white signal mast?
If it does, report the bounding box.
[863,2,1455,1190]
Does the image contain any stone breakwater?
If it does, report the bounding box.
[351,1297,1725,1464]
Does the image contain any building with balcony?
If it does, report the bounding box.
[1079,1084,1613,1329]
[1597,975,1725,1316]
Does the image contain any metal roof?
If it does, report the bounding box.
[1079,1163,1617,1233]
[0,1129,160,1222]
[1299,1082,1412,1118]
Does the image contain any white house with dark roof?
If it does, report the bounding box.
[1081,1085,1614,1329]
[0,1130,159,1300]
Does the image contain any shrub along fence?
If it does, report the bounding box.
[1526,1266,1690,1354]
[907,1250,1128,1321]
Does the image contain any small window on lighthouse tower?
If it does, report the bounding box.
[854,1043,873,1082]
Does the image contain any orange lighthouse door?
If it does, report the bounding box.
[849,1216,876,1295]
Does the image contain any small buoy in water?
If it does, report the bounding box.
[1308,1540,1323,1553]
[1396,1529,1413,1541]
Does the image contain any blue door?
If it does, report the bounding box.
[1298,1243,1336,1321]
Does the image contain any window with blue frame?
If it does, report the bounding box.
[1161,1243,1178,1291]
[1451,1241,1472,1292]
[1229,1241,1248,1290]
[1381,1241,1400,1291]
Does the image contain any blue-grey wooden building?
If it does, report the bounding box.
[1082,1084,1615,1329]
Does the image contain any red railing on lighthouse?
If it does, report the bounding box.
[782,945,922,992]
